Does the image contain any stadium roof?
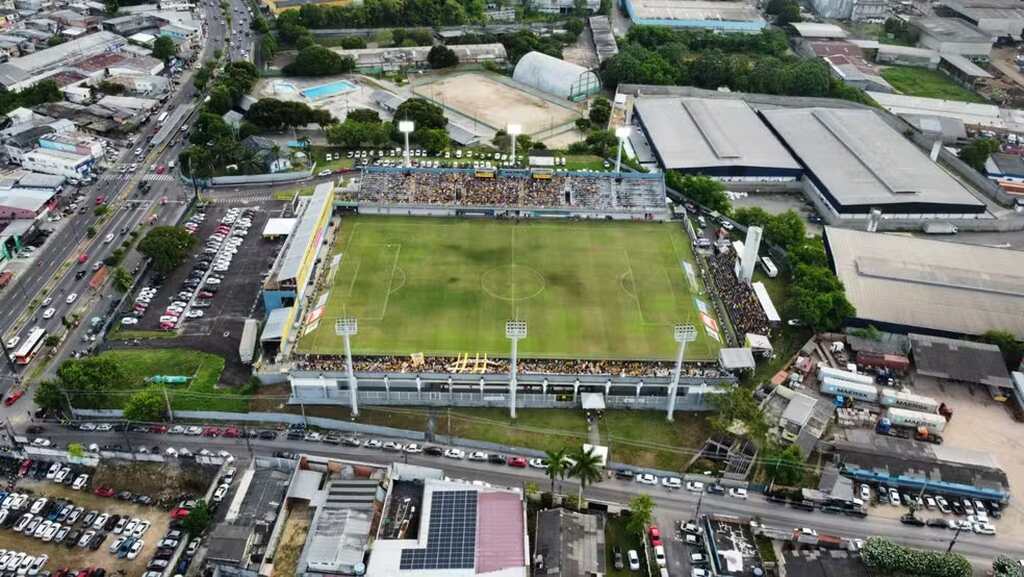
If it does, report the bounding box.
[512,51,600,100]
[825,226,1024,338]
[910,333,1012,388]
[633,97,800,173]
[276,182,333,285]
[760,108,986,214]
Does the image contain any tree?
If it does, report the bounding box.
[979,330,1023,370]
[104,0,119,14]
[427,45,459,68]
[250,15,269,33]
[206,84,234,115]
[861,537,970,577]
[709,385,768,442]
[543,448,568,494]
[568,445,604,505]
[588,96,611,125]
[282,45,355,76]
[666,173,731,214]
[112,267,133,293]
[152,35,177,62]
[35,381,65,412]
[994,556,1024,577]
[123,389,165,422]
[67,443,85,458]
[346,108,381,124]
[763,210,806,250]
[775,0,801,24]
[789,240,828,269]
[958,137,999,172]
[414,127,449,154]
[57,356,131,408]
[625,494,654,537]
[732,207,772,228]
[789,264,855,331]
[138,226,196,273]
[182,500,212,535]
[763,444,803,486]
[393,98,447,131]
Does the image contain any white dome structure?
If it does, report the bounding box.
[512,51,601,101]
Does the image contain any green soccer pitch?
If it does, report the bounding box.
[298,216,721,361]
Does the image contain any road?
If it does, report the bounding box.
[21,427,1023,565]
[0,0,231,391]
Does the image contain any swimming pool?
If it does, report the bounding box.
[301,80,357,100]
[273,81,297,95]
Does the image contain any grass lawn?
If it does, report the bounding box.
[310,146,355,173]
[272,186,315,201]
[97,349,242,412]
[602,411,712,471]
[564,154,607,171]
[880,66,986,103]
[299,216,720,361]
[605,515,644,577]
[746,270,811,386]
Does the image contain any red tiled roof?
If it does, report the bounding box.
[475,492,524,574]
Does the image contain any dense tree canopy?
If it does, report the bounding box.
[283,45,356,76]
[152,35,176,61]
[958,137,999,172]
[123,389,165,422]
[978,330,1023,370]
[287,0,483,29]
[138,226,197,273]
[245,98,334,130]
[427,45,459,68]
[55,357,132,409]
[666,173,731,215]
[0,80,62,117]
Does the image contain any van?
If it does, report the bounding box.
[168,160,176,169]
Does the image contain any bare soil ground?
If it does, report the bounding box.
[270,503,311,577]
[8,479,172,576]
[91,461,215,503]
[413,73,579,134]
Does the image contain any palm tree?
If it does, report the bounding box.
[543,448,568,494]
[568,446,604,507]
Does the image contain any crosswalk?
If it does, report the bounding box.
[142,174,178,182]
[96,173,179,183]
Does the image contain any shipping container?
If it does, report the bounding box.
[817,365,876,386]
[819,377,879,402]
[884,407,947,434]
[856,351,910,372]
[880,388,940,414]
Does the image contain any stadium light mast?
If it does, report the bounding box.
[506,320,527,419]
[398,120,415,168]
[666,324,697,422]
[335,318,359,417]
[614,126,631,173]
[507,123,522,167]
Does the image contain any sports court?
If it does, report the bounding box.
[298,216,721,361]
[412,73,580,135]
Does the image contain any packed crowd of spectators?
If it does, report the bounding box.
[294,354,727,378]
[706,251,773,338]
[342,171,664,212]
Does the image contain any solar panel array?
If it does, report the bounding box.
[399,490,478,571]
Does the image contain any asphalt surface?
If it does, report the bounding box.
[17,427,1022,566]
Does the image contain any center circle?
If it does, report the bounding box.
[481,265,546,301]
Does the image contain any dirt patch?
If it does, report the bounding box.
[12,480,172,576]
[270,503,312,577]
[92,461,216,503]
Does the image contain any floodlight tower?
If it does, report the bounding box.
[335,318,359,417]
[666,324,697,421]
[614,126,631,173]
[398,120,415,168]
[506,320,527,419]
[507,123,522,167]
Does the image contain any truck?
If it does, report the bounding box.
[883,407,947,434]
[914,426,943,444]
[923,222,958,235]
[880,388,940,414]
[817,365,876,386]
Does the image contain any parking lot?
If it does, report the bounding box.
[0,455,214,577]
[124,202,279,340]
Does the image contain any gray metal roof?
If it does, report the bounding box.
[781,392,817,428]
[5,31,124,76]
[535,509,605,577]
[719,347,756,370]
[761,107,985,211]
[16,172,65,188]
[276,182,333,285]
[634,97,799,172]
[512,51,599,99]
[304,480,377,574]
[910,333,1012,388]
[790,22,848,38]
[0,189,54,212]
[261,307,292,342]
[914,16,991,43]
[589,16,618,62]
[825,226,1024,338]
[941,53,993,78]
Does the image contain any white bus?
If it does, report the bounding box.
[760,256,778,278]
[156,111,169,125]
[13,327,46,365]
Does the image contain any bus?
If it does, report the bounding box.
[13,327,46,365]
[156,111,169,125]
[760,256,779,278]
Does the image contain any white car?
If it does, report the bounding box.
[363,439,382,449]
[729,487,748,499]
[109,536,127,553]
[404,443,423,454]
[103,233,114,243]
[528,458,547,469]
[133,520,150,538]
[5,336,19,350]
[693,569,710,577]
[65,293,77,304]
[42,308,56,319]
[32,438,52,448]
[72,474,88,490]
[654,545,666,567]
[317,169,332,177]
[444,448,465,459]
[661,476,682,489]
[627,549,640,571]
[185,426,203,435]
[212,484,229,503]
[686,481,705,493]
[467,451,488,461]
[126,539,144,560]
[973,522,996,535]
[635,473,657,485]
[121,317,139,326]
[29,498,46,514]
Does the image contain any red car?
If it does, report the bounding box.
[77,253,88,264]
[95,195,105,205]
[649,526,662,547]
[156,165,166,174]
[170,508,190,519]
[507,456,527,468]
[4,390,24,406]
[94,486,115,497]
[149,424,168,433]
[18,459,31,477]
[222,427,240,438]
[202,426,222,437]
[76,570,91,577]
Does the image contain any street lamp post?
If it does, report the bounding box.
[614,126,631,173]
[505,320,527,419]
[507,123,522,167]
[398,121,415,169]
[335,318,359,417]
[666,324,697,421]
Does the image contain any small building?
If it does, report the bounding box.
[938,53,993,88]
[0,188,53,224]
[20,148,93,180]
[621,0,765,31]
[901,113,967,144]
[985,151,1024,182]
[808,0,886,21]
[371,89,406,113]
[790,22,849,38]
[241,135,290,174]
[336,43,507,73]
[913,17,993,57]
[701,515,765,577]
[159,22,198,43]
[527,0,598,13]
[589,15,618,63]
[512,51,600,101]
[910,333,1013,395]
[534,509,605,577]
[875,44,941,68]
[940,0,1024,41]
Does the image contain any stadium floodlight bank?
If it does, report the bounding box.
[339,167,671,221]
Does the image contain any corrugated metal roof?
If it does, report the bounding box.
[276,182,333,284]
[719,348,755,370]
[261,307,292,342]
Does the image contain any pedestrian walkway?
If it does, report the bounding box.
[142,174,178,182]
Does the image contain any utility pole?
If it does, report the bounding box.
[946,526,963,553]
[162,386,174,422]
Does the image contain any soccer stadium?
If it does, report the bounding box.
[295,168,725,363]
